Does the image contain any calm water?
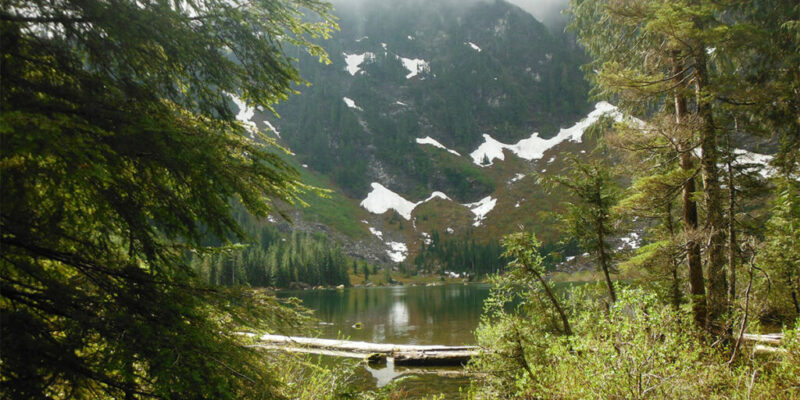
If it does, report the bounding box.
[276,284,491,345]
[275,284,493,397]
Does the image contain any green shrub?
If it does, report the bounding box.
[470,287,800,399]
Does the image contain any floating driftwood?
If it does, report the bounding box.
[255,334,478,366]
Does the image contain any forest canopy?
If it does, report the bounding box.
[469,0,800,398]
[0,0,338,398]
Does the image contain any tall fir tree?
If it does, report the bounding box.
[0,0,336,398]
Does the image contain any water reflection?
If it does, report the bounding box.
[363,357,469,389]
[390,301,409,327]
[364,357,403,387]
[276,284,491,345]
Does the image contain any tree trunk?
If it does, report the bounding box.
[726,125,738,313]
[672,50,706,327]
[664,201,682,310]
[596,222,617,303]
[695,48,728,331]
[532,269,572,336]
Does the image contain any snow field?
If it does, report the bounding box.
[415,136,461,156]
[469,101,622,166]
[343,97,363,111]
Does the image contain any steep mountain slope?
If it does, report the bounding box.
[227,0,779,277]
[271,0,589,199]
[240,0,600,266]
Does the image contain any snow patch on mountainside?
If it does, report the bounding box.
[469,101,621,166]
[416,136,461,156]
[470,134,508,166]
[693,148,774,178]
[734,149,774,177]
[263,120,280,138]
[421,232,432,245]
[463,196,497,227]
[343,97,363,111]
[360,183,419,220]
[399,57,429,79]
[424,191,451,202]
[509,173,526,184]
[466,42,482,52]
[229,94,258,136]
[344,52,373,75]
[386,242,408,262]
[618,232,642,250]
[368,227,383,240]
[360,183,454,221]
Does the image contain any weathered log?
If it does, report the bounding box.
[742,333,783,345]
[753,344,788,354]
[741,334,787,356]
[366,353,387,365]
[255,334,478,366]
[392,350,474,366]
[251,344,366,359]
[258,334,476,353]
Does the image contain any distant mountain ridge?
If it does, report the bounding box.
[266,0,589,198]
[237,0,597,266]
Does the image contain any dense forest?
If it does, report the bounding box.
[190,227,352,288]
[468,0,800,398]
[0,0,356,398]
[412,230,506,278]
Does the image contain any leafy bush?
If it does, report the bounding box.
[470,286,800,399]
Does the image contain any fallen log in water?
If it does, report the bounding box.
[254,333,790,365]
[393,350,475,366]
[258,334,477,353]
[256,334,478,366]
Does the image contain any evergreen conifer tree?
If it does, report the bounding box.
[0,0,335,397]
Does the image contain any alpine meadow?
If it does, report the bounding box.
[1,0,798,399]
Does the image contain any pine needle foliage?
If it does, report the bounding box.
[0,0,337,398]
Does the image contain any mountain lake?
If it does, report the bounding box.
[275,284,493,398]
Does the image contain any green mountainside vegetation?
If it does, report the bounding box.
[273,0,590,199]
[190,224,353,289]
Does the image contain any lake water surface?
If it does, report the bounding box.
[276,284,493,397]
[278,284,491,345]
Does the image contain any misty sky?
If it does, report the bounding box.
[330,0,571,26]
[506,0,570,24]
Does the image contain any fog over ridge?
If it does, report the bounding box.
[328,0,570,27]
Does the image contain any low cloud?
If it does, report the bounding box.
[506,0,570,25]
[330,0,571,25]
